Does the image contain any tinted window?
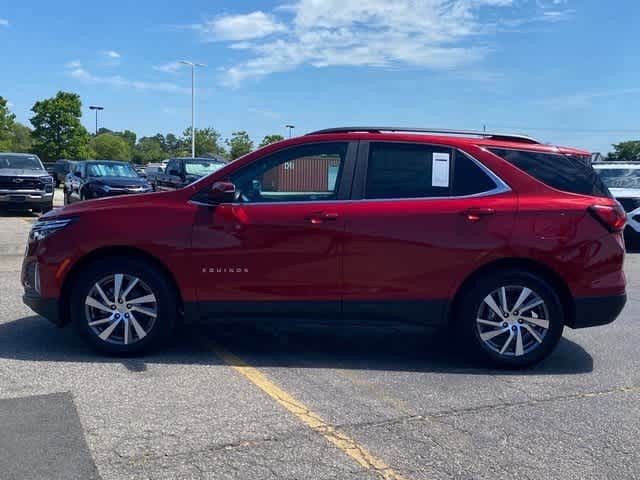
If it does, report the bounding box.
[453,152,498,196]
[231,142,347,203]
[490,148,611,198]
[166,160,180,175]
[365,143,497,199]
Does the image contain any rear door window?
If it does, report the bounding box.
[364,142,497,199]
[489,148,611,198]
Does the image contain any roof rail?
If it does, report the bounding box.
[306,127,541,144]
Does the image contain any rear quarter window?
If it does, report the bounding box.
[489,148,611,198]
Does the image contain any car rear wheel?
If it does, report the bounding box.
[457,270,564,369]
[70,257,177,355]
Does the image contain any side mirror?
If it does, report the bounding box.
[207,181,236,204]
[168,168,180,177]
[74,171,82,178]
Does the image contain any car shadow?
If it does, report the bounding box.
[0,315,593,375]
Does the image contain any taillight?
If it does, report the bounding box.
[589,204,627,233]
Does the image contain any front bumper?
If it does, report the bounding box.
[22,288,60,326]
[0,191,53,208]
[571,294,627,329]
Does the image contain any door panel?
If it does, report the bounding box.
[342,141,517,323]
[191,141,357,317]
[192,202,346,315]
[342,195,516,315]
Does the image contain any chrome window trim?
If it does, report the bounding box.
[189,146,511,207]
[359,146,511,202]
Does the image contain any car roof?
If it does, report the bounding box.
[173,156,225,162]
[83,160,131,164]
[593,162,640,169]
[300,129,591,156]
[0,152,39,157]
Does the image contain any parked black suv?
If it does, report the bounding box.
[64,160,152,204]
[154,157,226,191]
[0,153,54,212]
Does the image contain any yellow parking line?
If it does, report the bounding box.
[203,339,408,480]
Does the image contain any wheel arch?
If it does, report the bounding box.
[59,246,184,326]
[448,257,575,328]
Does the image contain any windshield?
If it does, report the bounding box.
[87,163,138,178]
[0,155,44,171]
[185,160,225,177]
[595,168,640,189]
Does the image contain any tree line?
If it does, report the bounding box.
[0,91,285,164]
[3,91,639,163]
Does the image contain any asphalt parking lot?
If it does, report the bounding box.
[1,189,639,480]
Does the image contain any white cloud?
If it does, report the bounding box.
[203,11,286,41]
[153,61,185,74]
[0,18,8,27]
[538,87,640,108]
[194,0,570,87]
[65,60,82,69]
[103,50,121,58]
[66,66,190,95]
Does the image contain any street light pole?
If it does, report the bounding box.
[286,124,295,138]
[89,105,104,135]
[180,60,206,158]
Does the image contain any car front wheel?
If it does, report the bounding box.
[70,257,177,355]
[458,270,564,369]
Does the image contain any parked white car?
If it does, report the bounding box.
[593,162,640,249]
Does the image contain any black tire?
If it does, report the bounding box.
[40,203,53,214]
[456,269,564,369]
[70,256,177,355]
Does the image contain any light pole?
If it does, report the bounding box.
[89,105,104,135]
[286,124,295,138]
[180,60,206,158]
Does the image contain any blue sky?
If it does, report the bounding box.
[1,0,638,153]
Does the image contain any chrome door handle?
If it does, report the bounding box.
[305,212,339,224]
[463,208,495,222]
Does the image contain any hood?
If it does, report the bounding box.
[88,176,149,188]
[608,188,640,199]
[0,168,48,178]
[44,189,179,219]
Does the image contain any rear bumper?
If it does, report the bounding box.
[571,294,627,329]
[22,289,61,326]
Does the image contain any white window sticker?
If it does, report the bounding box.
[432,152,450,187]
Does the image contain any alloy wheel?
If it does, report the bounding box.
[475,285,550,357]
[85,273,157,345]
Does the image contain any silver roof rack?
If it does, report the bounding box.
[306,127,540,144]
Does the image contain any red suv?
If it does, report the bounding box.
[22,128,627,368]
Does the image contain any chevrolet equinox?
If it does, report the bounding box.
[22,127,627,368]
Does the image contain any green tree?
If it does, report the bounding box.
[259,134,285,148]
[182,127,227,158]
[0,96,17,150]
[165,133,187,157]
[11,123,34,152]
[30,91,91,161]
[608,141,640,162]
[226,131,254,160]
[90,133,131,160]
[132,136,165,164]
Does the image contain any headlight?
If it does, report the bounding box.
[29,218,76,242]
